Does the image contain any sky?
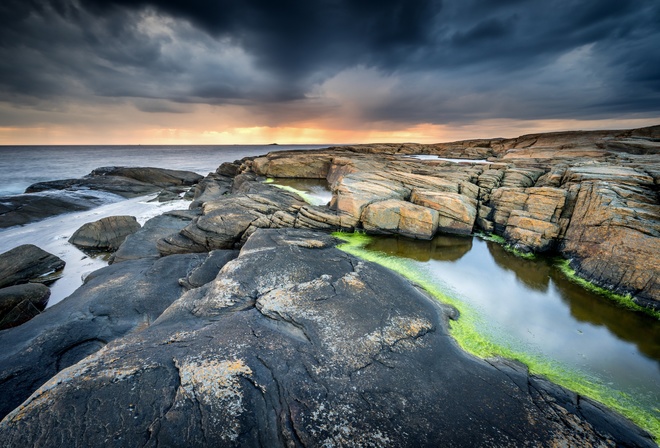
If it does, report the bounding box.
[1,0,659,145]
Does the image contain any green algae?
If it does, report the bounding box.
[264,178,326,206]
[334,231,660,442]
[556,259,660,321]
[476,233,536,260]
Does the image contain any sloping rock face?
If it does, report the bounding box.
[0,245,65,288]
[0,229,653,447]
[0,253,215,420]
[69,215,141,251]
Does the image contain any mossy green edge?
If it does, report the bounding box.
[555,259,660,321]
[264,178,325,206]
[476,232,536,260]
[333,231,660,442]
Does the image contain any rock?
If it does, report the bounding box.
[68,216,141,251]
[361,199,439,239]
[252,152,335,178]
[0,245,65,289]
[0,284,51,330]
[331,172,409,219]
[188,173,233,208]
[112,210,201,263]
[0,191,117,229]
[178,249,240,290]
[26,166,203,199]
[148,189,182,203]
[561,181,660,305]
[0,253,206,420]
[0,229,653,447]
[410,189,477,235]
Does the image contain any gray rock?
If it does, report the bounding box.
[0,253,205,420]
[0,229,652,447]
[0,245,65,288]
[112,210,200,263]
[178,249,239,290]
[0,284,51,330]
[69,215,141,251]
[0,191,114,229]
[27,166,203,199]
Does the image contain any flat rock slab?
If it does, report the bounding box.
[0,244,65,289]
[0,229,652,447]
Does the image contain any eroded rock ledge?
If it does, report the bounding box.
[0,229,654,447]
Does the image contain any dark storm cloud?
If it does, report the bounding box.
[0,0,659,125]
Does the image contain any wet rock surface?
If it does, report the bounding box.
[0,167,202,228]
[0,244,65,289]
[0,229,653,447]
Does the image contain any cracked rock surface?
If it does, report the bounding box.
[0,228,653,447]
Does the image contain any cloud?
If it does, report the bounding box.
[0,0,658,134]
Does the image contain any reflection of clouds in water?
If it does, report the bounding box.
[396,237,659,409]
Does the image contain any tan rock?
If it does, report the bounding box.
[252,153,334,178]
[410,190,477,235]
[361,199,439,239]
[561,181,660,303]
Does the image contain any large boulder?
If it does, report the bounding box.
[69,215,141,251]
[0,284,51,330]
[361,199,439,239]
[410,189,477,235]
[0,229,653,447]
[0,245,65,289]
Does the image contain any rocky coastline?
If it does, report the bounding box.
[0,125,659,446]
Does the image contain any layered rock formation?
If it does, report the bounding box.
[242,125,660,309]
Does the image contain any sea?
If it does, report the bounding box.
[0,144,328,305]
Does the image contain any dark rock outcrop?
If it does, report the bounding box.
[0,253,209,420]
[27,166,202,198]
[69,215,141,251]
[0,229,653,447]
[0,191,116,229]
[0,245,65,289]
[0,283,50,330]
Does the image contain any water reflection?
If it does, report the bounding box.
[365,235,472,262]
[362,233,660,421]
